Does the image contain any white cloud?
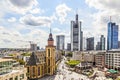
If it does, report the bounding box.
[6,0,38,14]
[85,0,120,12]
[0,26,23,48]
[29,8,44,14]
[8,17,16,22]
[0,0,39,17]
[56,3,71,24]
[53,28,61,32]
[19,14,56,27]
[0,25,50,48]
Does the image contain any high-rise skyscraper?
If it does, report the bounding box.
[107,20,119,50]
[96,35,105,50]
[100,35,105,50]
[56,35,65,50]
[71,14,83,51]
[30,43,37,51]
[67,43,71,51]
[86,37,94,51]
[118,41,120,48]
[96,42,101,50]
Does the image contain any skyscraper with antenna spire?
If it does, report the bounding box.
[71,12,83,51]
[107,16,119,50]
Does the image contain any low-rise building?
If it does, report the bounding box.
[0,58,27,80]
[72,51,83,61]
[75,62,92,73]
[95,52,105,68]
[72,51,95,64]
[105,49,120,69]
[83,53,95,63]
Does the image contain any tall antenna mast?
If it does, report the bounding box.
[50,27,51,33]
[76,8,78,14]
[76,8,78,21]
[110,16,111,22]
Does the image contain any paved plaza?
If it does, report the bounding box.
[40,57,90,80]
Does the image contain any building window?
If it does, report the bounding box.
[20,74,24,80]
[48,68,50,73]
[27,67,29,73]
[48,49,50,57]
[9,78,13,80]
[33,67,35,77]
[38,67,40,76]
[41,66,43,74]
[15,76,18,80]
[48,59,50,66]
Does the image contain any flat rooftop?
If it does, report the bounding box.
[0,58,13,62]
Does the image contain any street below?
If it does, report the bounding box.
[40,57,90,80]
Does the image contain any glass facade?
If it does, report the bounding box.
[86,37,94,50]
[56,35,65,50]
[71,14,83,51]
[0,60,13,75]
[107,22,118,50]
[100,35,105,50]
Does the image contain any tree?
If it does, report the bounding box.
[67,52,73,57]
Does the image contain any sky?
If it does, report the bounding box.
[0,0,120,49]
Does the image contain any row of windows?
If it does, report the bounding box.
[5,74,24,80]
[27,66,44,77]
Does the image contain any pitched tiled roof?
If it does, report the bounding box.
[27,52,40,66]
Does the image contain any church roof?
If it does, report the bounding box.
[27,52,40,66]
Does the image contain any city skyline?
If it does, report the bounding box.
[0,0,120,48]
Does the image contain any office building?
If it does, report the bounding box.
[105,50,120,69]
[96,42,101,50]
[86,37,94,51]
[0,58,27,80]
[71,13,83,51]
[96,35,105,50]
[100,35,105,50]
[56,35,65,50]
[107,21,119,50]
[95,52,105,68]
[30,43,37,51]
[67,43,71,51]
[26,31,56,79]
[118,41,120,48]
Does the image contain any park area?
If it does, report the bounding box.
[66,60,80,67]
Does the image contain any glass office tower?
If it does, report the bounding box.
[71,14,83,51]
[107,22,119,50]
[100,35,105,50]
[56,35,65,50]
[86,37,94,51]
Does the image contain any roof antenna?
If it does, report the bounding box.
[50,27,51,33]
[110,16,111,22]
[76,8,78,14]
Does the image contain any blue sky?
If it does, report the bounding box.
[0,0,120,48]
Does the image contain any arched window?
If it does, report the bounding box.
[33,67,35,77]
[38,67,40,76]
[48,49,50,57]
